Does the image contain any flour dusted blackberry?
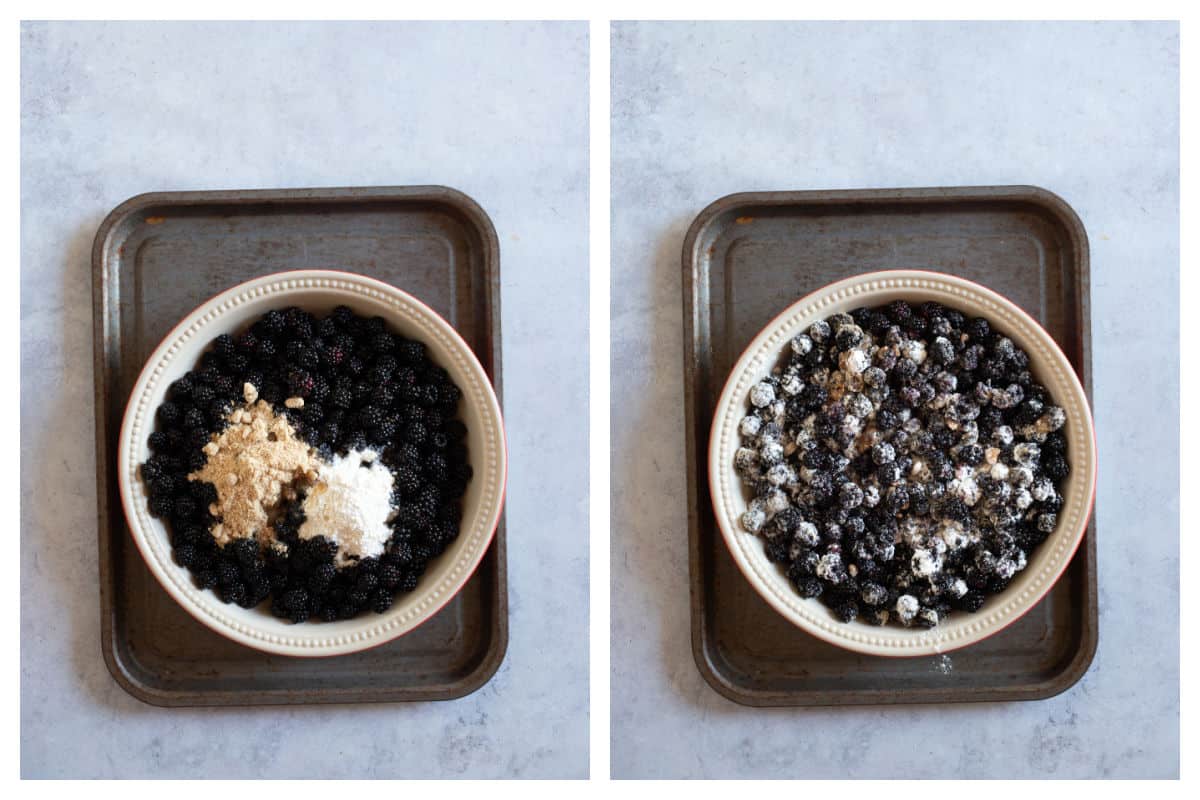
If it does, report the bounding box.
[734,301,1069,628]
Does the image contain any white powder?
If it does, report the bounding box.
[299,449,397,567]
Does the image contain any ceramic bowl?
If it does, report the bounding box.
[118,270,507,657]
[708,270,1096,656]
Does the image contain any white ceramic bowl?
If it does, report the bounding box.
[709,270,1097,657]
[118,270,507,657]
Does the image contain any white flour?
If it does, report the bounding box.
[298,449,397,566]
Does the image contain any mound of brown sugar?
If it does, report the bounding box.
[188,385,319,547]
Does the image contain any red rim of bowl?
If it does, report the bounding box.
[707,268,1097,657]
[117,268,508,657]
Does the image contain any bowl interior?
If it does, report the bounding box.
[118,272,506,656]
[709,271,1096,656]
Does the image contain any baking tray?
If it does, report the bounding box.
[92,185,507,706]
[682,186,1096,706]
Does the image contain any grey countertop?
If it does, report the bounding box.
[610,21,1179,779]
[20,21,589,779]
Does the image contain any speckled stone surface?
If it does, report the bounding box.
[21,21,588,779]
[611,21,1178,779]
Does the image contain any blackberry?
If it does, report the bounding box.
[834,327,863,351]
[1042,454,1070,481]
[371,589,394,614]
[379,564,402,590]
[287,369,314,397]
[369,385,396,409]
[405,421,429,446]
[1041,493,1064,514]
[390,540,416,567]
[331,385,353,408]
[1042,431,1067,456]
[887,300,913,325]
[978,405,1003,433]
[319,420,341,444]
[307,563,337,593]
[936,497,970,524]
[912,607,939,628]
[958,443,984,466]
[831,598,859,623]
[424,452,449,484]
[174,544,198,568]
[140,459,165,483]
[883,486,909,515]
[876,462,901,487]
[397,339,426,365]
[765,539,789,564]
[966,317,991,341]
[438,383,463,409]
[986,574,1012,595]
[260,308,286,334]
[157,402,181,426]
[277,587,310,613]
[310,375,330,402]
[298,347,321,371]
[803,447,831,470]
[169,376,195,400]
[354,405,382,429]
[178,407,205,431]
[213,334,236,358]
[149,494,174,518]
[302,403,326,426]
[228,537,258,568]
[148,431,173,452]
[284,308,315,337]
[355,571,380,595]
[800,320,829,346]
[220,582,247,606]
[871,442,896,465]
[862,607,889,626]
[794,576,824,598]
[196,569,219,591]
[930,337,955,364]
[217,560,240,586]
[902,313,928,334]
[418,384,440,407]
[172,494,197,520]
[190,384,216,406]
[808,471,835,505]
[369,356,399,385]
[261,382,284,404]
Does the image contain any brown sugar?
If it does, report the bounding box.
[188,393,319,547]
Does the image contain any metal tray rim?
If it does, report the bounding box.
[683,184,1097,707]
[92,184,507,706]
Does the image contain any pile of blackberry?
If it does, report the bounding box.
[139,305,472,623]
[735,300,1069,628]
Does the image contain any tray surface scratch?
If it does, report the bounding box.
[93,186,507,707]
[682,186,1096,706]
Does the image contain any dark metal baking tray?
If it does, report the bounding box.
[92,185,507,706]
[682,186,1096,706]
